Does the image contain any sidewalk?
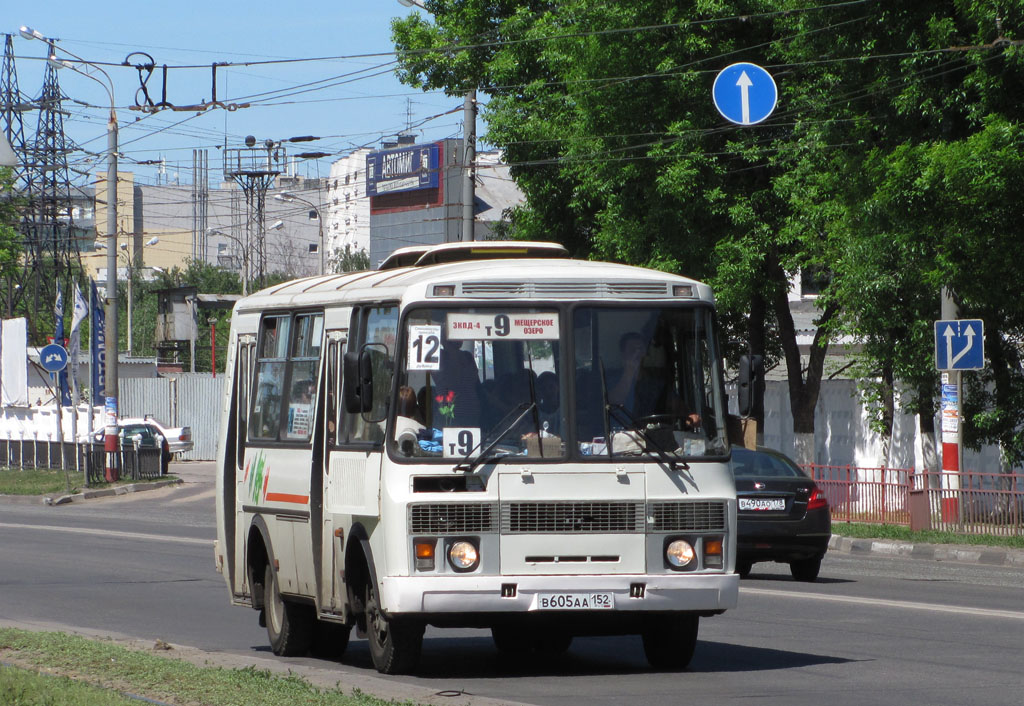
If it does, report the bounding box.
[828,533,1024,569]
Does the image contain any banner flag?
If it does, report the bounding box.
[90,280,105,406]
[55,288,71,406]
[69,284,87,396]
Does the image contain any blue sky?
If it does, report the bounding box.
[9,1,462,185]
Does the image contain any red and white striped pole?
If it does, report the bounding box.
[939,287,961,522]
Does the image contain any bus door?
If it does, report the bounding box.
[323,305,398,611]
[245,312,324,597]
[319,329,346,612]
[229,333,256,598]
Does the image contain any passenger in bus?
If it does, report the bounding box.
[430,337,481,427]
[537,371,561,435]
[608,332,699,429]
[394,385,426,455]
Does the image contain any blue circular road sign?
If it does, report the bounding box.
[712,62,778,126]
[40,343,69,373]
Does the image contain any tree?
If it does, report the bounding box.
[329,244,370,273]
[393,1,1024,466]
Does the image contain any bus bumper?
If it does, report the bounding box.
[380,572,738,615]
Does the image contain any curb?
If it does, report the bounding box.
[42,478,183,506]
[828,534,1024,569]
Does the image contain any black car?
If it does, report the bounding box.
[730,446,831,581]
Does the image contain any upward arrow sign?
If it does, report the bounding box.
[736,71,753,125]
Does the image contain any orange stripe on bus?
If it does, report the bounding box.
[265,492,309,505]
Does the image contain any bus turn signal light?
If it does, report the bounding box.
[415,541,435,571]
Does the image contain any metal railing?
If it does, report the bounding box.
[0,439,166,487]
[806,464,1024,537]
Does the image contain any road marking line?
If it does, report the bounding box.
[742,586,1024,621]
[0,522,211,546]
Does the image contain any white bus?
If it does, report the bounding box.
[214,241,740,674]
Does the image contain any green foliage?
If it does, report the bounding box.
[0,629,407,706]
[329,244,370,272]
[0,167,23,279]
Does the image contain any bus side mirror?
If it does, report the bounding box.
[737,354,763,417]
[343,349,373,414]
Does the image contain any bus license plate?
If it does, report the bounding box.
[537,592,614,610]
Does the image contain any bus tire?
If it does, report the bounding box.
[642,614,698,670]
[264,564,312,656]
[365,582,423,674]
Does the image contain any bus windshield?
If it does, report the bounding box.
[391,304,727,461]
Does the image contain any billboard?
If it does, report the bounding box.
[366,143,440,196]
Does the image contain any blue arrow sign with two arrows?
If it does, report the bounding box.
[934,319,984,371]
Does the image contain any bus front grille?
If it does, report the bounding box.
[647,501,727,532]
[408,503,498,534]
[500,501,645,534]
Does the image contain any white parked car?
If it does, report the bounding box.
[121,416,194,455]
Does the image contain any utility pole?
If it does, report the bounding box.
[461,89,476,242]
[940,286,962,521]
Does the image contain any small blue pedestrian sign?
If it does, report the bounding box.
[40,343,69,373]
[712,62,778,126]
[935,319,984,371]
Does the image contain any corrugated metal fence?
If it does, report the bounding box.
[119,374,225,460]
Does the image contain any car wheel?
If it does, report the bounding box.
[642,614,698,670]
[310,619,351,660]
[736,560,752,578]
[365,582,423,674]
[790,556,822,582]
[264,564,312,656]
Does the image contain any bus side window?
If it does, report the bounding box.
[341,305,398,445]
[325,337,344,445]
[235,340,252,467]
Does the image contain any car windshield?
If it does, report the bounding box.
[731,449,807,479]
[390,303,727,463]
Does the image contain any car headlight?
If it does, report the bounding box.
[666,539,695,569]
[447,540,479,572]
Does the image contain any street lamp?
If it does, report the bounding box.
[274,192,324,275]
[23,25,121,477]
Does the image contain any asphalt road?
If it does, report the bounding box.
[1,462,1022,706]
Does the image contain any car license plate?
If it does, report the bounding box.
[739,497,786,511]
[537,592,614,610]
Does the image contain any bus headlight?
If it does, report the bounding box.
[666,539,695,569]
[447,540,479,572]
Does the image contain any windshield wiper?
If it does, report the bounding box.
[606,403,689,472]
[453,402,537,473]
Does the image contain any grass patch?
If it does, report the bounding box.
[0,467,167,496]
[0,628,414,706]
[0,467,80,496]
[832,522,1024,549]
[0,664,140,706]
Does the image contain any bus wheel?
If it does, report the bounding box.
[310,619,351,661]
[365,583,423,674]
[263,564,312,656]
[642,614,698,670]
